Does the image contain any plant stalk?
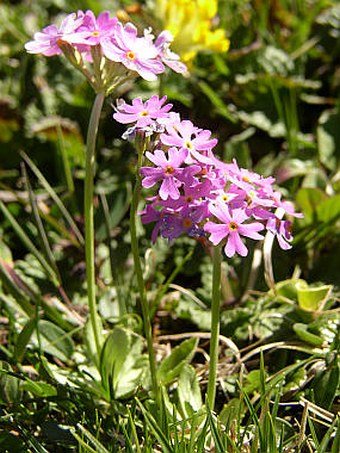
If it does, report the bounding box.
[206,245,222,410]
[129,138,160,406]
[84,92,105,357]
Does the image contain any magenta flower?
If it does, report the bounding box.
[154,31,187,74]
[140,148,199,200]
[266,216,293,250]
[160,205,207,241]
[160,120,218,164]
[24,12,84,56]
[204,203,264,257]
[113,95,173,128]
[63,10,118,47]
[101,22,165,81]
[228,160,276,194]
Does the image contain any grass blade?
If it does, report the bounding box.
[21,162,61,283]
[0,200,59,287]
[20,151,84,246]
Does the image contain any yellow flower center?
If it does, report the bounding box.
[126,51,136,60]
[185,141,193,150]
[229,222,238,231]
[165,166,175,175]
[92,31,100,36]
[139,110,149,117]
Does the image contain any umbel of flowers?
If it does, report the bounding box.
[25,10,187,95]
[114,95,301,257]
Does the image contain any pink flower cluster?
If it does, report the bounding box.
[25,10,186,89]
[114,96,301,258]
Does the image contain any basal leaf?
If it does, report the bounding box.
[100,326,148,399]
[30,320,75,362]
[157,337,198,386]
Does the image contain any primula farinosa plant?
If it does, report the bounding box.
[25,9,187,406]
[25,9,300,412]
[113,95,302,407]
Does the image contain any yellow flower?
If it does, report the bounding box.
[154,0,230,65]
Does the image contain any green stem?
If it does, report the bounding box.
[84,92,105,357]
[206,245,222,410]
[129,140,160,406]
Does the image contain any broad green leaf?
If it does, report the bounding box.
[273,278,308,301]
[296,282,332,311]
[100,326,148,399]
[22,379,58,398]
[0,361,22,404]
[296,188,327,224]
[177,364,202,417]
[30,320,75,362]
[157,337,198,385]
[316,194,340,224]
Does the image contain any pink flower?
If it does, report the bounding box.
[204,203,264,257]
[24,12,84,56]
[266,216,293,250]
[154,31,187,74]
[101,22,165,81]
[160,120,218,164]
[113,95,173,128]
[140,148,199,200]
[63,10,118,47]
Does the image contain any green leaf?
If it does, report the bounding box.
[296,188,327,224]
[296,282,332,311]
[0,200,59,287]
[198,80,237,123]
[316,194,340,224]
[30,320,74,362]
[84,314,105,368]
[22,379,58,398]
[20,151,84,246]
[274,278,308,301]
[157,337,198,386]
[293,323,325,347]
[71,424,110,453]
[312,355,340,410]
[177,364,203,417]
[100,326,148,399]
[317,108,340,171]
[15,318,36,362]
[0,361,22,404]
